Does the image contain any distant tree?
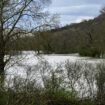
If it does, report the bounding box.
[100,6,105,14]
[38,31,53,54]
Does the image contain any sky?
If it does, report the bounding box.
[48,0,105,26]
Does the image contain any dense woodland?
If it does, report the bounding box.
[10,11,105,58]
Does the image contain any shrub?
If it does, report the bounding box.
[79,47,100,57]
[1,60,105,105]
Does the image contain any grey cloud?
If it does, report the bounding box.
[49,0,105,25]
[60,15,94,26]
[51,0,105,7]
[50,4,101,16]
[82,0,105,5]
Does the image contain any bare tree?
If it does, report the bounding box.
[0,0,52,86]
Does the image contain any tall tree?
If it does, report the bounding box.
[0,0,52,87]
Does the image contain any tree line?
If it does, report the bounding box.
[10,9,105,58]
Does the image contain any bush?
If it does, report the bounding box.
[1,60,105,105]
[79,47,100,57]
[44,90,79,105]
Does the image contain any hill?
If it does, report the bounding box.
[10,12,105,57]
[47,13,105,57]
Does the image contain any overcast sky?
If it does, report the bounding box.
[48,0,105,26]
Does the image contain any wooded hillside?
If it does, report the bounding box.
[10,11,105,57]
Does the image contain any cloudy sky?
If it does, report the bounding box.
[48,0,105,26]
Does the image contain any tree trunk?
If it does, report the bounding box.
[0,42,5,88]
